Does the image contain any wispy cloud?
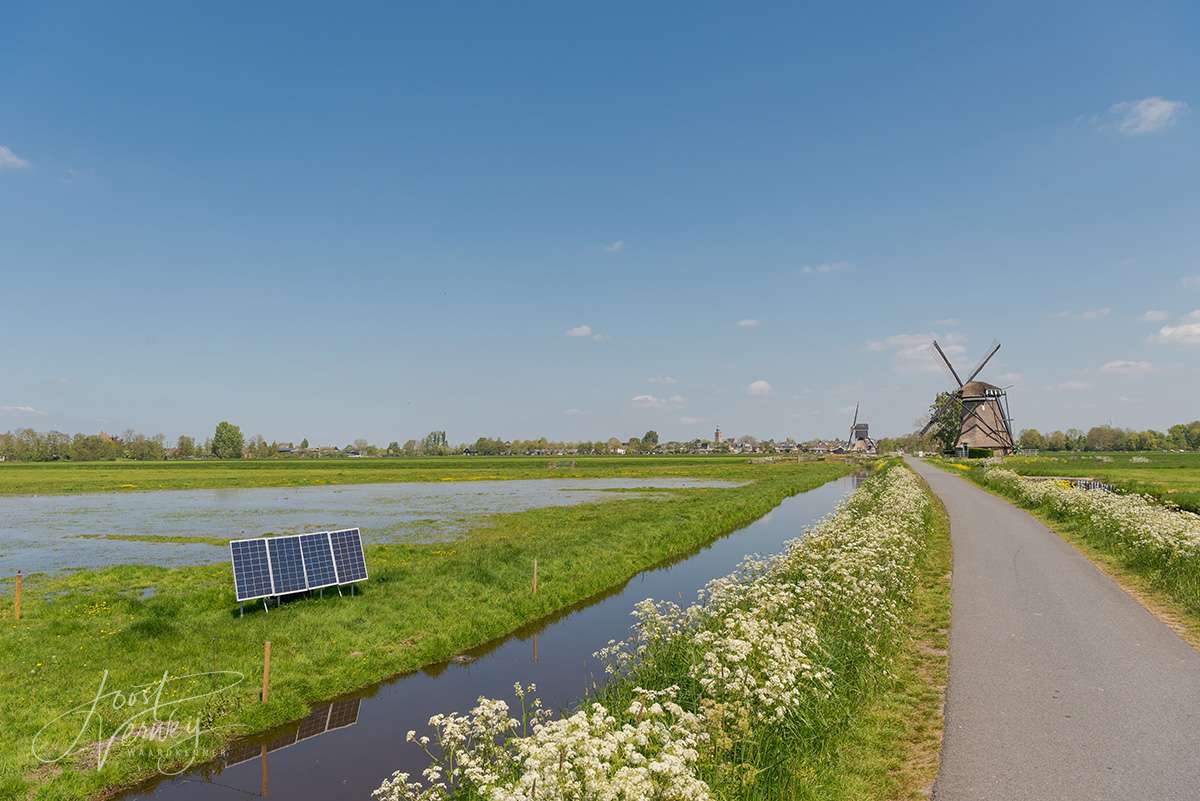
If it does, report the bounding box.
[565,324,593,337]
[1184,276,1200,289]
[801,261,852,275]
[735,319,760,328]
[1053,307,1111,321]
[1151,322,1200,346]
[1104,97,1187,135]
[679,416,709,425]
[0,404,45,415]
[563,408,585,416]
[1143,309,1169,322]
[866,332,965,373]
[647,376,678,385]
[746,380,771,397]
[1101,360,1154,374]
[631,394,685,409]
[604,240,625,253]
[0,145,30,170]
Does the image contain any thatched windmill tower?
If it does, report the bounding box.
[921,340,1015,456]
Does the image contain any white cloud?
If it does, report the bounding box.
[1188,310,1200,321]
[647,376,678,385]
[801,261,852,275]
[746,380,771,397]
[1101,360,1154,374]
[866,332,966,374]
[1053,307,1111,321]
[1107,97,1187,135]
[565,325,593,337]
[1152,322,1200,345]
[0,145,30,170]
[679,416,709,425]
[604,240,625,253]
[631,394,685,409]
[1055,380,1092,392]
[1184,276,1200,289]
[0,405,44,415]
[736,319,760,328]
[563,408,585,416]
[1142,309,1169,322]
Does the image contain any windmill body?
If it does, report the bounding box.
[846,403,877,454]
[922,341,1016,456]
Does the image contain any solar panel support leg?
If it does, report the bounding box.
[239,602,244,618]
[262,597,269,614]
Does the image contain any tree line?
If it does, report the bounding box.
[1017,422,1200,452]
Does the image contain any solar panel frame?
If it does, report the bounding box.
[267,536,309,596]
[230,538,275,602]
[299,531,339,590]
[329,528,368,584]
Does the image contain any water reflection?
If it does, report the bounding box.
[122,476,856,801]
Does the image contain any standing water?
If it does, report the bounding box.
[122,474,860,801]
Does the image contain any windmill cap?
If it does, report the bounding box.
[962,380,1003,396]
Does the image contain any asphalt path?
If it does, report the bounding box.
[906,457,1200,801]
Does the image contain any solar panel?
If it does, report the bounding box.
[230,539,273,601]
[268,537,308,596]
[300,532,338,590]
[330,528,368,583]
[327,697,361,730]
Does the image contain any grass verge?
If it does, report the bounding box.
[800,470,950,801]
[0,460,851,801]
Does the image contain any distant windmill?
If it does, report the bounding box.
[921,340,1015,456]
[846,402,877,454]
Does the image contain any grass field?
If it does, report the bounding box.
[0,459,852,801]
[0,455,806,497]
[995,451,1200,513]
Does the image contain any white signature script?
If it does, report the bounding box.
[33,669,245,773]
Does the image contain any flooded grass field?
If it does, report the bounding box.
[0,478,740,575]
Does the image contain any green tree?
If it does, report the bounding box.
[176,435,196,458]
[927,392,963,453]
[642,430,659,447]
[422,430,448,455]
[1018,428,1045,451]
[212,421,244,459]
[300,438,309,450]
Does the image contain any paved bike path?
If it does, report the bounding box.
[906,458,1200,801]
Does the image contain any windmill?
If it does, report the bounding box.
[921,340,1015,456]
[846,403,877,454]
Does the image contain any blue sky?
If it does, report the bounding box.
[2,2,1198,446]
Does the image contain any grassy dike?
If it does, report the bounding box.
[0,460,850,801]
[803,470,950,801]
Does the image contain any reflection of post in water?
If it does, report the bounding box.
[532,632,538,664]
[260,744,267,797]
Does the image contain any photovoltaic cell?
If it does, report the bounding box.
[330,528,368,583]
[230,539,273,601]
[268,537,307,595]
[300,532,338,589]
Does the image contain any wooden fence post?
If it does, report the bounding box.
[13,571,20,621]
[531,559,538,595]
[261,641,271,703]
